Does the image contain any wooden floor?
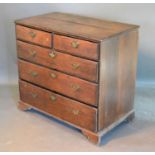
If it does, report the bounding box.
[0,83,155,151]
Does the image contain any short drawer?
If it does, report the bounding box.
[16,25,51,47]
[54,34,99,60]
[19,80,97,132]
[18,60,98,106]
[17,41,98,82]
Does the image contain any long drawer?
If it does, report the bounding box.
[18,60,98,106]
[17,40,98,82]
[19,80,97,132]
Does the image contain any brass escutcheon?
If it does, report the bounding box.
[30,71,38,77]
[50,95,56,102]
[31,93,38,98]
[29,50,36,57]
[71,84,80,91]
[49,52,56,58]
[50,73,57,79]
[72,109,79,115]
[72,63,80,70]
[28,31,36,39]
[71,41,79,48]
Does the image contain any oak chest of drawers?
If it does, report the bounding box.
[15,12,139,144]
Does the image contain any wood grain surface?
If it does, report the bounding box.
[98,30,138,130]
[18,60,98,106]
[54,34,99,60]
[15,12,139,42]
[16,25,51,47]
[19,80,97,132]
[17,40,98,82]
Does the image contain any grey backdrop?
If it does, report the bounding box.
[0,4,155,85]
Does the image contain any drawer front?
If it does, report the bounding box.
[19,80,97,132]
[18,60,98,106]
[54,35,99,60]
[17,41,98,82]
[16,25,51,47]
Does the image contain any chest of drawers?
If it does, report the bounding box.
[15,12,139,144]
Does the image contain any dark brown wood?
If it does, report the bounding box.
[18,60,98,106]
[98,30,138,130]
[81,129,100,144]
[16,25,51,47]
[17,40,98,82]
[81,110,135,144]
[17,101,32,111]
[54,34,99,60]
[15,12,139,42]
[15,12,139,144]
[19,80,97,132]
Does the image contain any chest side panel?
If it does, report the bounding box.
[98,29,138,130]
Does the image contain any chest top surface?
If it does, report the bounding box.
[15,12,139,42]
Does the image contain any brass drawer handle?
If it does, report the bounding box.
[29,71,38,77]
[50,95,56,102]
[50,73,57,79]
[31,93,38,98]
[71,84,80,91]
[28,31,36,39]
[49,52,56,58]
[72,109,79,115]
[29,50,36,57]
[72,63,80,70]
[71,41,79,48]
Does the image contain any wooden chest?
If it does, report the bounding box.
[15,12,139,144]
